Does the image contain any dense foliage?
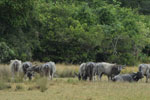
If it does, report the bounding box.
[0,0,150,65]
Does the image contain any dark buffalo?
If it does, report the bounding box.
[112,72,143,82]
[78,62,96,81]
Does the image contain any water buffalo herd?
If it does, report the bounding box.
[10,59,56,80]
[77,62,125,81]
[9,59,150,83]
[77,62,148,83]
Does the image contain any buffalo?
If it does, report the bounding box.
[21,62,33,80]
[94,62,124,81]
[112,72,143,82]
[77,62,96,81]
[139,64,150,83]
[42,61,56,80]
[26,61,56,80]
[78,63,86,80]
[9,59,22,79]
[21,62,32,75]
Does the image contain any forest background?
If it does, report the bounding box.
[0,0,150,65]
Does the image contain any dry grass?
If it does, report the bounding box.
[0,63,150,100]
[0,64,11,81]
[36,77,48,92]
[121,66,138,74]
[0,78,150,100]
[56,64,79,77]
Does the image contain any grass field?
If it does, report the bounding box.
[0,63,149,100]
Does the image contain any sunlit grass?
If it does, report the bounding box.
[0,78,150,100]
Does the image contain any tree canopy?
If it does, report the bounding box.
[0,0,150,65]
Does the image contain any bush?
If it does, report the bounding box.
[139,53,150,63]
[0,42,14,63]
[0,0,150,65]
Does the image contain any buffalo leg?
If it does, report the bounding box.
[98,73,103,80]
[89,76,93,81]
[146,75,149,83]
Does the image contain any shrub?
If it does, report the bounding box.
[0,42,14,63]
